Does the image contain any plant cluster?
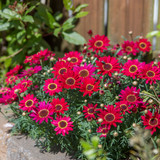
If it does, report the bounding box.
[0,0,87,79]
[0,34,160,159]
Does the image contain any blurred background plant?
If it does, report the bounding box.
[0,0,88,82]
[81,136,107,160]
[129,126,160,160]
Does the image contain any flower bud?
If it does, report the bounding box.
[100,104,104,108]
[43,72,46,75]
[84,99,87,103]
[132,81,137,86]
[98,144,102,148]
[88,129,91,133]
[82,59,86,63]
[14,89,19,94]
[22,112,26,116]
[99,90,105,95]
[67,57,71,61]
[98,118,103,123]
[128,31,133,35]
[50,57,55,61]
[123,56,127,60]
[144,110,148,114]
[90,56,94,60]
[127,57,131,60]
[150,85,154,89]
[47,70,50,73]
[114,72,118,76]
[104,83,109,89]
[77,111,81,115]
[113,132,118,137]
[148,99,153,104]
[50,68,53,71]
[132,123,137,128]
[115,96,119,100]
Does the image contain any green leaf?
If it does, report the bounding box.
[25,3,40,15]
[53,28,61,37]
[157,24,160,29]
[0,9,21,20]
[22,15,34,23]
[63,0,74,11]
[80,140,92,150]
[0,22,11,31]
[91,136,99,148]
[121,35,127,41]
[54,12,63,21]
[4,58,12,68]
[74,4,88,13]
[16,30,26,44]
[62,31,86,45]
[75,11,88,18]
[146,31,160,38]
[37,5,55,28]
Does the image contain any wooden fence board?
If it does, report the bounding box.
[108,0,153,45]
[73,0,104,42]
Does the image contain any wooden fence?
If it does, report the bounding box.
[51,0,160,50]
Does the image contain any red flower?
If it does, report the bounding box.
[0,87,10,95]
[5,75,18,85]
[122,59,144,79]
[19,79,32,88]
[74,63,96,79]
[137,38,151,52]
[43,79,62,96]
[6,65,23,77]
[115,101,132,115]
[79,78,100,96]
[20,66,42,77]
[121,40,138,56]
[59,71,80,89]
[87,35,110,53]
[29,101,53,124]
[52,116,74,136]
[97,124,110,137]
[64,51,83,66]
[0,91,17,105]
[119,86,142,105]
[97,105,123,128]
[19,94,38,112]
[51,98,69,115]
[83,104,98,120]
[96,56,120,76]
[139,64,160,84]
[141,110,160,135]
[52,61,72,78]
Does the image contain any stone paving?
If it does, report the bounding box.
[0,105,73,160]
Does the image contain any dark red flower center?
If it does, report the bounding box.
[59,68,67,75]
[27,56,32,60]
[120,104,127,111]
[58,120,68,129]
[149,118,158,126]
[146,70,155,78]
[79,69,89,78]
[139,42,147,49]
[66,77,75,86]
[86,84,94,91]
[103,63,112,71]
[38,109,49,118]
[88,108,94,114]
[127,94,137,103]
[129,65,138,73]
[22,82,28,87]
[94,40,104,48]
[48,83,57,91]
[27,70,34,74]
[70,57,78,63]
[25,100,33,107]
[126,46,133,52]
[9,76,15,81]
[105,113,115,122]
[55,104,62,111]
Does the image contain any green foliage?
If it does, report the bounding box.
[0,0,88,79]
[146,24,160,38]
[81,136,107,160]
